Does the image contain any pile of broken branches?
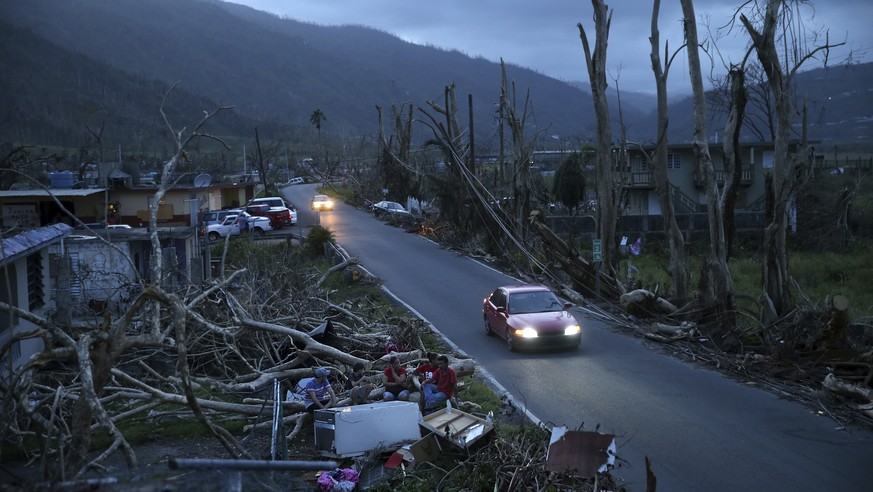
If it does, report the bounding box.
[0,238,444,483]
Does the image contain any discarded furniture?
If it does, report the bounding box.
[419,407,494,450]
[314,401,421,457]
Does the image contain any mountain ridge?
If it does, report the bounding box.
[1,0,870,154]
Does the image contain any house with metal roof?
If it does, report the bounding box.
[0,223,72,377]
[0,181,256,229]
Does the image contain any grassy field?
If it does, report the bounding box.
[620,239,873,321]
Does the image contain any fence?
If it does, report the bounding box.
[545,211,766,238]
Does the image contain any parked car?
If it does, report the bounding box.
[200,209,235,227]
[205,213,272,241]
[482,284,581,351]
[372,200,410,217]
[250,197,297,227]
[311,194,334,211]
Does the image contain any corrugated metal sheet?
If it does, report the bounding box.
[0,189,106,198]
[0,223,73,264]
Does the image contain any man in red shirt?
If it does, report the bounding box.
[422,355,457,411]
[413,352,439,385]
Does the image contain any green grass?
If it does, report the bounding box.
[91,418,248,449]
[2,414,248,461]
[621,240,873,319]
[460,380,504,416]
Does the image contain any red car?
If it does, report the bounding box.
[483,284,581,351]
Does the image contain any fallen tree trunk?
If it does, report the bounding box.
[620,289,678,316]
[822,373,872,403]
[241,318,369,367]
[113,369,307,415]
[645,322,699,343]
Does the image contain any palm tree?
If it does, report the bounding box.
[309,108,326,142]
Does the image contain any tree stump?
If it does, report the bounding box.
[820,294,851,350]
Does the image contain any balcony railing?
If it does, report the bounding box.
[694,167,753,186]
[621,171,654,189]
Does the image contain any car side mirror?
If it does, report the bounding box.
[564,302,573,310]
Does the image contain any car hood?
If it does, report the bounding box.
[509,311,576,332]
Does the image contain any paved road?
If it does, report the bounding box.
[285,184,873,491]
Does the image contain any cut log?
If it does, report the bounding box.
[822,373,872,402]
[620,289,678,316]
[379,350,423,366]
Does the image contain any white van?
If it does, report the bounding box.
[286,177,305,185]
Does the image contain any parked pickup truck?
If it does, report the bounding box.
[250,197,297,228]
[205,214,272,241]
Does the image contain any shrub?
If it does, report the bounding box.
[305,225,335,256]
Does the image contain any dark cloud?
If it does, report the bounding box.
[234,0,871,94]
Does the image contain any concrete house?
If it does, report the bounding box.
[0,188,108,228]
[107,182,252,227]
[0,173,255,229]
[619,142,779,216]
[0,223,72,377]
[62,227,202,316]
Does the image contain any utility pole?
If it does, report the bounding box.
[498,92,505,187]
[468,93,475,176]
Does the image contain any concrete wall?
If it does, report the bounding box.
[0,254,47,377]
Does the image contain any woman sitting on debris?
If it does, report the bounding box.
[383,356,410,401]
[345,362,375,404]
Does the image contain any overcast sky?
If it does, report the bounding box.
[230,0,870,94]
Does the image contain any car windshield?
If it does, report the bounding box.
[508,291,563,314]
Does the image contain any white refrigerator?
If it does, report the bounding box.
[314,401,421,457]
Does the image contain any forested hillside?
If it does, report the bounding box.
[0,0,613,151]
[1,0,870,153]
[0,22,296,154]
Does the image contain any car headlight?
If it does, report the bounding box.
[565,325,581,336]
[514,327,538,338]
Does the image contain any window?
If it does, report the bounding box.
[762,150,774,169]
[667,153,681,169]
[27,252,44,311]
[0,265,19,335]
[490,289,506,309]
[630,154,648,172]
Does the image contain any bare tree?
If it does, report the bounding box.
[578,0,622,279]
[742,64,777,142]
[376,103,417,202]
[719,66,749,260]
[680,0,736,339]
[499,61,540,242]
[649,0,690,301]
[417,83,473,230]
[739,0,844,319]
[0,86,245,480]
